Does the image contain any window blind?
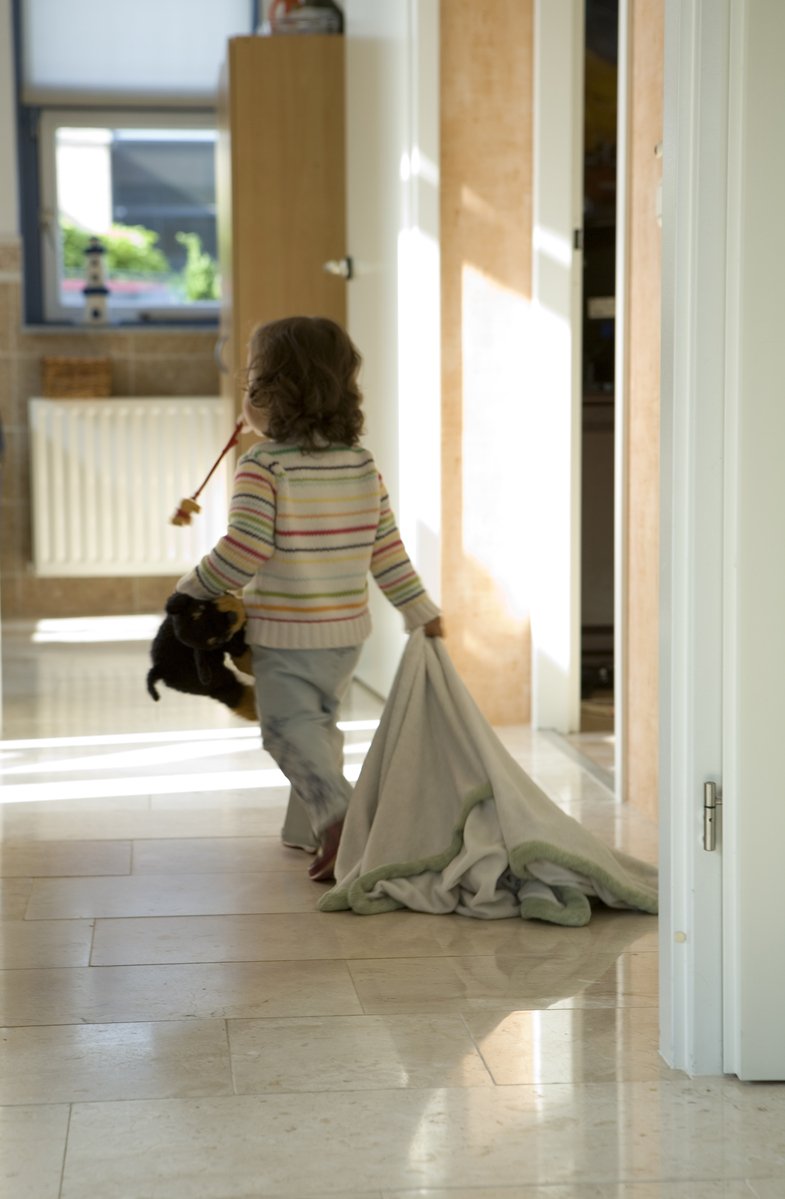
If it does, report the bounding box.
[21,0,254,106]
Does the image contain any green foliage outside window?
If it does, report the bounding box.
[176,232,221,301]
[61,219,169,277]
[60,220,220,301]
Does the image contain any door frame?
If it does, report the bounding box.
[659,0,730,1076]
[530,0,584,734]
[613,0,631,801]
[532,1,634,780]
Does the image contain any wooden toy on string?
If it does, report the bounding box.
[170,417,244,526]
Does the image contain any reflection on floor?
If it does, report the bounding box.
[563,729,615,785]
[559,691,616,789]
[1,619,782,1199]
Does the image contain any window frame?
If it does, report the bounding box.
[37,107,221,326]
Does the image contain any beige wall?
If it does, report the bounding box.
[440,0,534,725]
[440,0,666,780]
[0,238,220,620]
[623,0,664,818]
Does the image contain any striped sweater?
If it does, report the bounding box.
[176,441,440,649]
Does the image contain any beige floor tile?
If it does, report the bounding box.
[59,1080,785,1198]
[348,951,658,1015]
[149,787,288,811]
[328,908,658,960]
[383,1186,762,1198]
[0,838,131,877]
[0,736,266,786]
[0,1019,232,1104]
[0,765,287,805]
[0,762,276,810]
[537,776,618,806]
[549,952,658,1010]
[555,804,659,865]
[1,918,94,968]
[0,802,286,842]
[1,795,153,819]
[0,959,362,1025]
[748,1182,785,1199]
[495,733,614,799]
[0,1103,70,1199]
[228,1014,493,1093]
[463,1007,677,1084]
[565,731,616,769]
[571,1187,773,1199]
[0,878,33,918]
[89,912,341,966]
[131,836,308,874]
[1,627,379,736]
[640,1186,776,1198]
[383,1188,608,1198]
[90,909,657,968]
[25,870,321,920]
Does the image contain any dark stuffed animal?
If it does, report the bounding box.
[146,593,257,721]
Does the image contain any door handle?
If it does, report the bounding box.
[322,256,353,280]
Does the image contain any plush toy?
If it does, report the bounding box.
[146,592,257,721]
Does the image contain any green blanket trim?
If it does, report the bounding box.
[317,785,659,925]
[518,885,592,927]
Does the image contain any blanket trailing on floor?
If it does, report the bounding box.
[318,630,658,926]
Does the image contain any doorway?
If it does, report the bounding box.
[574,0,618,774]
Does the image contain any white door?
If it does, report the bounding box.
[660,0,785,1081]
[530,0,584,733]
[721,0,785,1082]
[343,0,441,698]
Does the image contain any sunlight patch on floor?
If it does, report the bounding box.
[31,615,163,643]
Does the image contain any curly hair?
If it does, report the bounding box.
[244,316,365,450]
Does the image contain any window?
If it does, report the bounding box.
[16,0,257,325]
[40,113,220,322]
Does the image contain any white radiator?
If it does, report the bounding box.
[29,397,234,577]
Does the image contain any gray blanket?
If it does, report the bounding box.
[319,630,658,926]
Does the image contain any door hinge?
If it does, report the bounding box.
[574,228,583,251]
[703,781,722,851]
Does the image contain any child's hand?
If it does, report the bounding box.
[423,616,444,638]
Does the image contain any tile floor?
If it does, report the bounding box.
[1,618,783,1198]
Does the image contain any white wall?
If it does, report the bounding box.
[344,0,440,698]
[0,0,19,237]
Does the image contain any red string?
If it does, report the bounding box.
[190,418,244,502]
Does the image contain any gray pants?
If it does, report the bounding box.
[251,643,362,840]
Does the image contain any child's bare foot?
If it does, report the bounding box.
[308,820,343,882]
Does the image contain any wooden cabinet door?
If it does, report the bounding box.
[216,59,235,408]
[224,35,347,414]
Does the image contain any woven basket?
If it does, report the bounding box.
[41,356,112,399]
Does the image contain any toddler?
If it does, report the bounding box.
[176,315,442,880]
